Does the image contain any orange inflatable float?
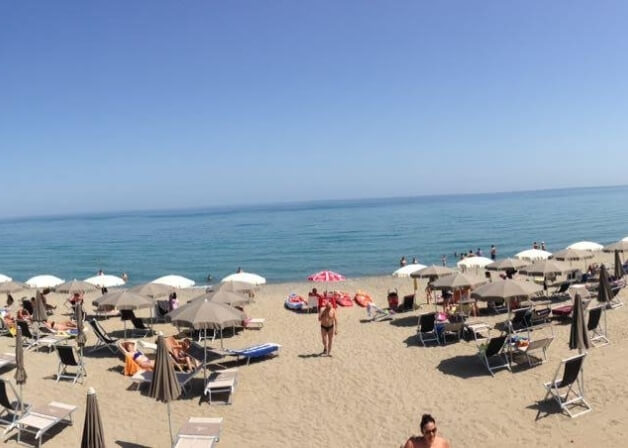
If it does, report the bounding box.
[354,290,373,307]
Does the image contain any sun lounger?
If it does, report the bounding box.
[224,343,281,365]
[120,310,152,338]
[130,367,201,395]
[366,303,393,322]
[204,368,238,405]
[587,306,609,347]
[521,336,554,367]
[0,379,30,431]
[542,353,591,418]
[0,353,16,370]
[478,335,510,377]
[7,401,77,447]
[416,313,439,346]
[88,319,119,354]
[175,417,223,448]
[55,345,85,384]
[16,321,68,352]
[243,318,265,329]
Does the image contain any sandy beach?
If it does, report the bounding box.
[1,255,626,447]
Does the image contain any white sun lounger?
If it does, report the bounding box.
[130,367,201,395]
[0,353,16,370]
[243,318,265,329]
[175,417,223,448]
[7,401,77,448]
[204,368,238,405]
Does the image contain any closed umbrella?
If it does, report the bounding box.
[614,250,625,280]
[76,303,87,367]
[55,280,97,294]
[25,275,64,289]
[130,282,175,298]
[569,294,590,353]
[14,327,26,412]
[149,334,181,447]
[597,265,612,305]
[0,281,27,293]
[32,291,48,323]
[81,387,105,448]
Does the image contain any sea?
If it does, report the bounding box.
[0,186,627,285]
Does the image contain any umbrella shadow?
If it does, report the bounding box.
[437,355,490,379]
[5,420,69,445]
[402,335,441,349]
[389,315,418,328]
[116,442,152,448]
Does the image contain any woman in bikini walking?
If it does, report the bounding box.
[318,301,338,356]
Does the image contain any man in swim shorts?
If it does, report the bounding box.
[318,301,338,356]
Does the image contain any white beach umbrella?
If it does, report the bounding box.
[0,274,12,283]
[221,272,266,285]
[25,274,64,288]
[392,264,427,277]
[84,274,126,288]
[623,236,628,242]
[514,249,552,261]
[152,275,195,289]
[456,257,494,269]
[567,241,604,251]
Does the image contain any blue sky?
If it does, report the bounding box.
[1,1,627,218]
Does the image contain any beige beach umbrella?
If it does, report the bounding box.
[456,256,494,270]
[430,272,487,290]
[519,259,576,277]
[0,281,27,293]
[93,290,154,338]
[192,288,251,308]
[486,258,529,272]
[411,265,456,279]
[14,327,26,412]
[471,279,543,317]
[81,387,105,448]
[149,334,181,447]
[55,279,97,294]
[130,282,175,298]
[603,240,628,253]
[551,248,594,261]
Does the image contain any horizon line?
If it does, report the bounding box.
[2,183,627,223]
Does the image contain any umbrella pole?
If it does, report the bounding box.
[413,278,417,293]
[19,384,23,413]
[124,320,127,339]
[167,402,174,447]
[220,327,224,349]
[203,329,208,384]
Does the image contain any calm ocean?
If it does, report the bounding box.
[0,186,627,284]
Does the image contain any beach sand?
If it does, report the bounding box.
[1,257,626,447]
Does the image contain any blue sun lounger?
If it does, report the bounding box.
[224,343,281,365]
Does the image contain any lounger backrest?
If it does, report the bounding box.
[512,308,529,324]
[0,380,13,410]
[418,313,436,332]
[527,337,553,351]
[402,295,414,310]
[23,301,33,315]
[89,319,107,341]
[557,355,585,388]
[587,307,602,331]
[16,320,33,339]
[56,345,78,367]
[120,310,136,321]
[132,317,147,329]
[485,335,507,357]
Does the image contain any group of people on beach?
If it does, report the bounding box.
[400,244,500,268]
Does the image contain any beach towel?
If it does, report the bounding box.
[124,353,141,376]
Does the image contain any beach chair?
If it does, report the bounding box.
[224,343,281,365]
[441,322,464,344]
[6,401,77,447]
[478,335,510,377]
[550,281,571,300]
[120,310,152,338]
[0,379,30,431]
[175,417,223,448]
[522,336,554,367]
[504,307,532,334]
[608,284,624,309]
[366,303,393,322]
[542,353,591,418]
[130,367,201,395]
[55,345,85,385]
[587,306,609,347]
[416,313,439,346]
[16,321,67,352]
[204,368,238,405]
[88,319,119,354]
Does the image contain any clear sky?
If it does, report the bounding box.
[1,1,627,218]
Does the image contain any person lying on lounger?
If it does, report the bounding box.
[43,321,77,331]
[120,341,154,370]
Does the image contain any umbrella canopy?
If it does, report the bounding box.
[519,259,575,276]
[486,258,529,272]
[410,265,455,279]
[567,241,604,251]
[430,272,487,290]
[514,249,552,261]
[221,272,266,285]
[191,289,250,307]
[603,240,628,253]
[597,265,613,304]
[615,250,625,279]
[84,274,126,288]
[623,236,628,241]
[25,275,64,289]
[0,274,12,283]
[392,264,427,277]
[32,291,48,323]
[307,270,346,282]
[81,387,105,448]
[471,279,542,302]
[55,280,98,294]
[456,256,494,269]
[93,289,154,310]
[569,294,590,352]
[149,334,181,445]
[152,275,195,289]
[167,299,245,330]
[130,282,175,298]
[551,248,594,261]
[0,281,28,293]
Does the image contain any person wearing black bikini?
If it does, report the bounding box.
[318,301,338,356]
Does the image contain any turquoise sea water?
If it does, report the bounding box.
[0,186,627,284]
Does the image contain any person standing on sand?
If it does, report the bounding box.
[318,301,337,356]
[404,414,450,448]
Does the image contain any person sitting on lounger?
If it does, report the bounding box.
[165,337,200,371]
[43,321,77,331]
[16,304,31,322]
[120,341,154,370]
[404,414,450,448]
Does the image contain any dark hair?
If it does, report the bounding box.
[420,414,436,431]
